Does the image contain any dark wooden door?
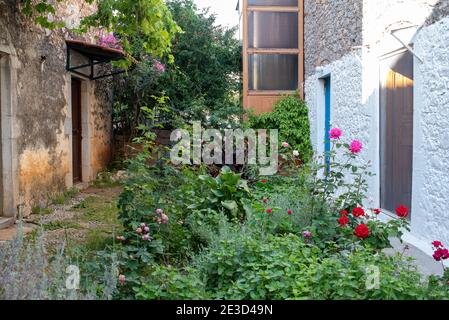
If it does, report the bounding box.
[71,78,82,183]
[380,51,414,214]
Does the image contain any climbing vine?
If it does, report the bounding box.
[20,0,181,64]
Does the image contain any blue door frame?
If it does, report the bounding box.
[323,77,331,167]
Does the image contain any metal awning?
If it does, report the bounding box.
[66,40,129,80]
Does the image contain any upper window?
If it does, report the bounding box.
[248,12,298,48]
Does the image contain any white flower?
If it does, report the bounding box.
[293,150,300,157]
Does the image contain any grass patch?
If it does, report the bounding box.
[51,187,79,205]
[90,171,121,188]
[75,196,120,227]
[42,220,81,231]
[31,206,52,215]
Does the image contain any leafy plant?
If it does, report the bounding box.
[248,94,313,164]
[192,166,251,222]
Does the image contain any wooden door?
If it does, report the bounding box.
[380,51,414,214]
[71,78,82,183]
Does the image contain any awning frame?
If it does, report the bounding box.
[66,40,130,80]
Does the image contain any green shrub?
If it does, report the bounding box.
[195,231,449,300]
[133,265,207,300]
[248,94,313,163]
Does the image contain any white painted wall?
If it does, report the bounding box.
[412,15,449,245]
[305,0,449,252]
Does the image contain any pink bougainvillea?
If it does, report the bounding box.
[97,33,123,50]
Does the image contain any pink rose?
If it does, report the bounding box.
[329,128,343,140]
[282,142,290,148]
[156,208,164,215]
[349,140,363,154]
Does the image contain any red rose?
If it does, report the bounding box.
[287,209,293,215]
[261,179,268,184]
[266,208,272,214]
[338,215,349,226]
[354,224,370,239]
[432,241,443,248]
[352,207,365,218]
[373,208,381,215]
[340,209,349,217]
[395,205,409,218]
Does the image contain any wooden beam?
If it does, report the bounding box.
[248,6,299,12]
[247,48,300,55]
[298,0,305,99]
[242,0,249,110]
[249,90,297,96]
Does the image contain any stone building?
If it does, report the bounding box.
[241,0,449,253]
[0,0,120,228]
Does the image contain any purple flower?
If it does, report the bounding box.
[97,33,123,50]
[302,231,312,239]
[349,140,363,154]
[144,226,150,233]
[142,234,150,241]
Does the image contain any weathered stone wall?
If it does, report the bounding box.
[0,0,112,216]
[303,0,363,77]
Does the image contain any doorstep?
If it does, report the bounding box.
[385,237,446,277]
[0,217,14,230]
[0,224,34,242]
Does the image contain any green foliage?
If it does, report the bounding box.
[20,0,181,65]
[191,166,252,222]
[248,94,313,163]
[133,265,207,300]
[113,0,242,132]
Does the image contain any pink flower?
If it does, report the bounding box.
[282,142,290,148]
[116,236,125,241]
[144,226,150,233]
[156,208,164,215]
[118,274,125,285]
[140,223,146,228]
[349,140,363,154]
[161,213,169,224]
[329,128,343,140]
[142,234,150,241]
[136,228,142,234]
[153,60,165,73]
[266,208,273,214]
[287,209,293,215]
[97,33,123,50]
[302,231,312,239]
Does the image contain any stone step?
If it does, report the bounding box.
[0,217,14,230]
